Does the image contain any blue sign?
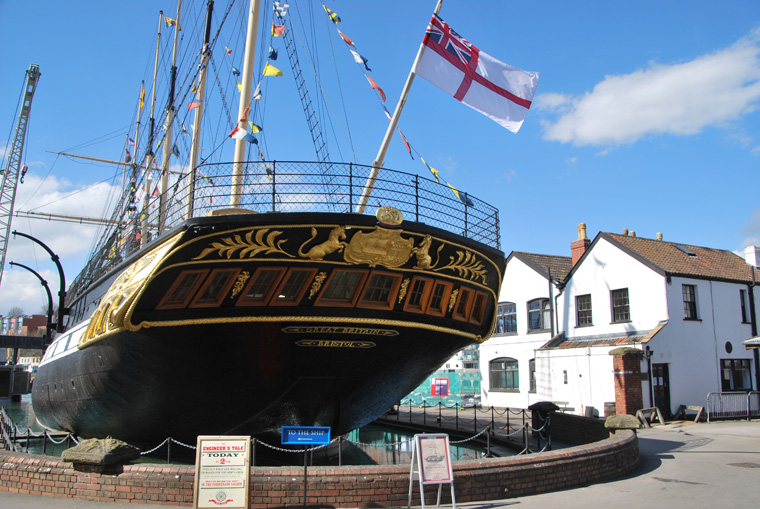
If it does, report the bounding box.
[281,426,331,445]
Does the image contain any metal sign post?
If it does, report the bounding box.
[281,426,331,508]
[408,433,456,509]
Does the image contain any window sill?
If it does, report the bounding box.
[575,324,593,328]
[490,388,520,393]
[610,320,632,324]
[527,328,551,334]
[493,331,518,337]
[683,318,702,322]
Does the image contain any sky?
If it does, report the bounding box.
[0,0,759,317]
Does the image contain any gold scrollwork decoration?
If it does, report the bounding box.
[192,228,293,260]
[398,278,410,304]
[309,271,327,300]
[448,289,459,313]
[435,250,487,284]
[230,270,251,299]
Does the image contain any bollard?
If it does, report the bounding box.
[167,438,172,464]
[43,430,47,455]
[251,438,256,466]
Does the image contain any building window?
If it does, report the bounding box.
[740,289,750,323]
[490,357,519,391]
[496,302,517,334]
[431,378,449,397]
[683,284,698,320]
[611,288,630,323]
[529,358,536,393]
[527,298,551,331]
[721,359,752,391]
[576,294,593,327]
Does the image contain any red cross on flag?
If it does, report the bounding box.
[413,14,539,133]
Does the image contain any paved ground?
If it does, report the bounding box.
[2,419,759,508]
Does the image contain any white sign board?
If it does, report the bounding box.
[408,434,456,509]
[193,436,251,509]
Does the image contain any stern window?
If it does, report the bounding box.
[157,270,208,309]
[190,268,241,308]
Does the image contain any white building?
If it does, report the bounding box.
[481,224,760,418]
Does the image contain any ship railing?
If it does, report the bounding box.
[68,161,501,299]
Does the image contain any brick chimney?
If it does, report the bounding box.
[571,222,590,266]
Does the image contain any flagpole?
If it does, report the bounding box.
[141,11,163,247]
[159,0,182,234]
[186,0,215,220]
[355,0,444,215]
[231,0,261,208]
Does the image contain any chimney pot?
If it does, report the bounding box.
[656,232,663,241]
[622,228,628,235]
[577,222,588,240]
[629,231,636,237]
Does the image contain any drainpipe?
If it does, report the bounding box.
[548,268,555,337]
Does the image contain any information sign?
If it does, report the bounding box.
[408,434,456,509]
[281,426,331,445]
[193,436,251,509]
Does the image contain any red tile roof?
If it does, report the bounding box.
[604,233,760,284]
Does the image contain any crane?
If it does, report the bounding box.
[0,63,41,287]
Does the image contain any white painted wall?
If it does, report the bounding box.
[480,256,558,409]
[561,237,668,337]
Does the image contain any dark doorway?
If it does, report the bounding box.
[652,363,671,418]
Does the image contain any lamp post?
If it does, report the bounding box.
[8,261,54,346]
[11,230,68,332]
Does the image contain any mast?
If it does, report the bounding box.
[185,0,215,219]
[355,0,444,214]
[159,0,183,233]
[230,0,261,208]
[141,11,163,247]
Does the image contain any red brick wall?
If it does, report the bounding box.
[0,430,639,507]
[612,353,643,415]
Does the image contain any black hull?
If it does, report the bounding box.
[32,211,504,444]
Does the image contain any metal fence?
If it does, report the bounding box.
[68,161,500,301]
[706,391,760,422]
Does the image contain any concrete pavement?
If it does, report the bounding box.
[2,419,759,508]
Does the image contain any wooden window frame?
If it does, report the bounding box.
[236,267,287,307]
[357,270,403,311]
[269,267,318,306]
[157,269,209,310]
[313,269,369,307]
[190,268,242,308]
[468,291,488,325]
[452,288,474,322]
[403,276,435,314]
[426,281,453,317]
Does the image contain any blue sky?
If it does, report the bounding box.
[1,0,759,316]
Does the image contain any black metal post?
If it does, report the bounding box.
[167,438,172,464]
[11,231,67,332]
[491,406,495,431]
[349,163,353,211]
[414,175,419,221]
[338,436,343,466]
[251,438,256,466]
[437,402,442,427]
[455,403,459,430]
[271,160,277,212]
[473,405,477,433]
[303,446,308,509]
[43,431,47,455]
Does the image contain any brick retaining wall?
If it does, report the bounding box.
[0,430,638,507]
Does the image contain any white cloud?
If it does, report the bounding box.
[0,173,121,316]
[539,31,760,147]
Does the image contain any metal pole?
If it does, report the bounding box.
[355,0,444,214]
[303,446,308,509]
[9,261,54,345]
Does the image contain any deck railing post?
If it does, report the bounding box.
[414,175,419,222]
[349,163,353,212]
[271,161,276,212]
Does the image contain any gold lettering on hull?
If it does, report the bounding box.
[282,326,398,336]
[295,339,376,349]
